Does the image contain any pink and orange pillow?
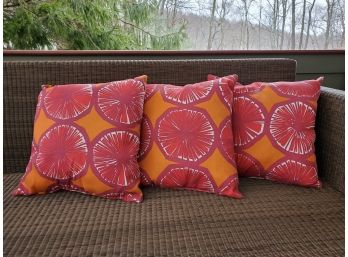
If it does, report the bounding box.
[138,76,242,198]
[14,72,322,203]
[208,74,322,188]
[13,78,146,202]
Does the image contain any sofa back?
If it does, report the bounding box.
[4,58,296,173]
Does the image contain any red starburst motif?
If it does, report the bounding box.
[219,175,241,198]
[98,80,144,124]
[36,125,88,180]
[139,117,152,158]
[235,153,263,177]
[93,131,140,186]
[272,80,321,98]
[218,80,234,110]
[44,84,92,120]
[157,109,214,162]
[220,119,234,161]
[234,82,264,94]
[270,101,315,154]
[140,170,153,186]
[162,82,213,104]
[267,160,320,187]
[158,167,215,192]
[233,96,265,146]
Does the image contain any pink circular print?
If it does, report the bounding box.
[139,117,152,158]
[235,82,263,94]
[273,81,320,98]
[235,153,263,177]
[145,84,157,100]
[140,169,153,186]
[157,108,214,162]
[158,166,215,192]
[44,84,93,120]
[233,96,265,146]
[35,90,45,121]
[36,125,88,180]
[93,131,140,186]
[270,101,315,154]
[218,175,240,197]
[267,159,320,187]
[163,82,213,104]
[218,81,234,110]
[98,80,144,124]
[219,119,234,161]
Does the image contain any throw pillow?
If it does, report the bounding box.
[13,78,146,202]
[208,74,322,188]
[139,76,242,198]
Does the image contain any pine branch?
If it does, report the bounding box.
[118,19,155,37]
[118,19,180,39]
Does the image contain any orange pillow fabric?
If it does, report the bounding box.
[139,76,242,198]
[13,78,146,202]
[208,74,322,188]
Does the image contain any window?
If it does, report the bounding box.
[3,0,345,50]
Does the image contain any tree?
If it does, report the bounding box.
[280,0,289,49]
[4,0,187,50]
[271,0,280,48]
[324,0,336,49]
[159,0,166,15]
[240,0,255,49]
[298,0,306,49]
[304,0,316,49]
[258,0,263,49]
[207,0,217,50]
[336,0,344,47]
[217,0,230,49]
[291,0,296,49]
[4,0,345,50]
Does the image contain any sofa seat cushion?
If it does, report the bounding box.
[4,173,344,257]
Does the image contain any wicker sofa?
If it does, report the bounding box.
[4,59,344,257]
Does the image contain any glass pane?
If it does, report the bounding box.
[3,0,345,50]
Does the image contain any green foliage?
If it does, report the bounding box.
[4,0,186,50]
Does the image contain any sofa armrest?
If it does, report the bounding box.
[316,86,345,192]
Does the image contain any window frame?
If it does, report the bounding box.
[3,50,345,56]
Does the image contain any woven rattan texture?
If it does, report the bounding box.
[3,59,296,174]
[316,87,345,193]
[4,173,344,257]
